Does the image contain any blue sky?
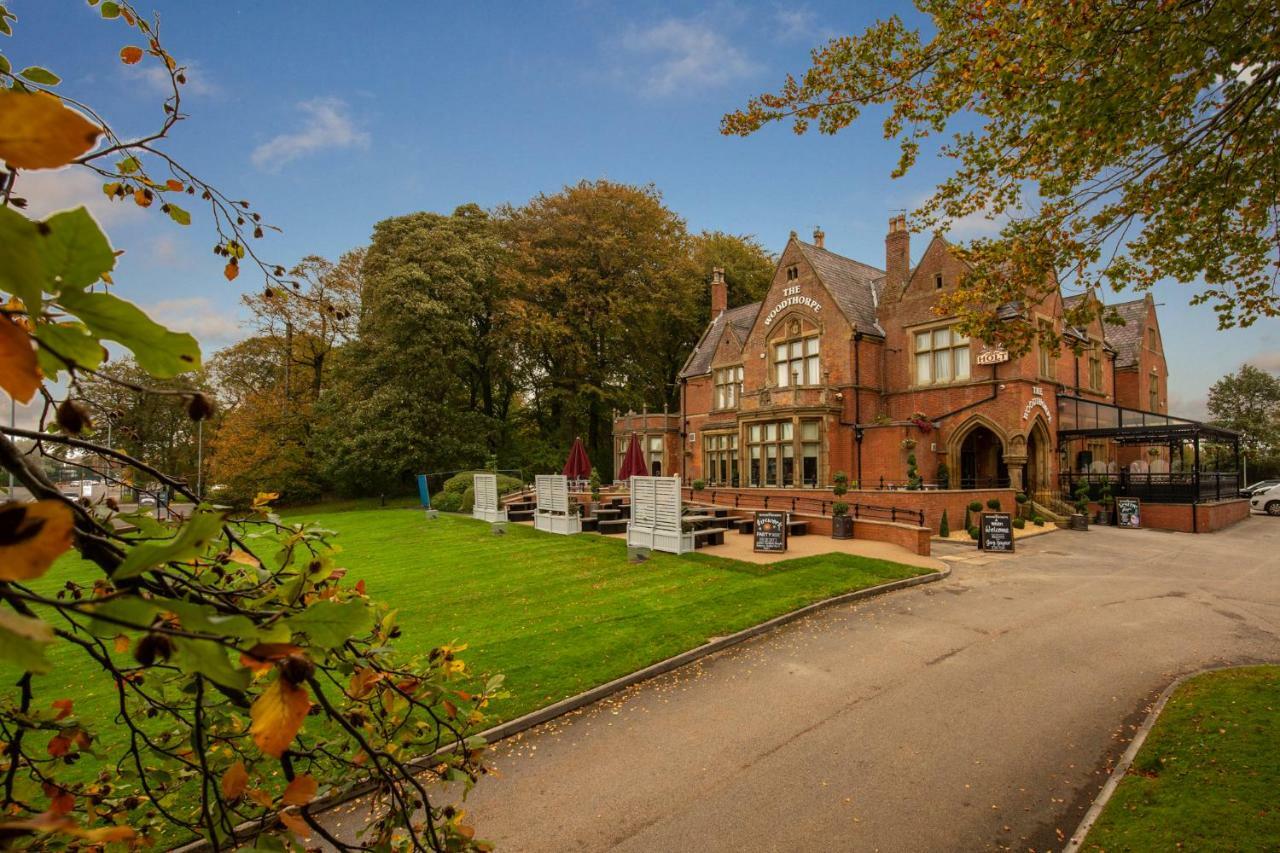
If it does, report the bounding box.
[7,0,1277,425]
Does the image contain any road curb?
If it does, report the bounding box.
[1063,663,1274,852]
[173,565,948,852]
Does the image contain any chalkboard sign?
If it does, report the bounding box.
[753,510,788,553]
[980,512,1014,552]
[1116,497,1141,529]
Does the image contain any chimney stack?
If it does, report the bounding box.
[710,266,727,318]
[885,215,910,294]
[813,226,825,248]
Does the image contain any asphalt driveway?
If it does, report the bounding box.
[392,517,1277,853]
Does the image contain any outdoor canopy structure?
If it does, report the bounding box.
[617,432,648,481]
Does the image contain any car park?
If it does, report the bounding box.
[1240,478,1280,498]
[1250,484,1280,516]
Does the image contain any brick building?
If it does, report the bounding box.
[613,217,1178,503]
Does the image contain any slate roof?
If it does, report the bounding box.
[679,302,761,379]
[1062,295,1145,365]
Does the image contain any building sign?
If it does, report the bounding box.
[975,347,1009,365]
[753,510,789,553]
[1022,397,1052,421]
[1116,497,1141,529]
[762,286,822,327]
[979,512,1014,552]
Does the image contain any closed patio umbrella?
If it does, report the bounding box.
[562,436,592,482]
[618,432,647,481]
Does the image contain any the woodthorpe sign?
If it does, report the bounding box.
[763,286,822,327]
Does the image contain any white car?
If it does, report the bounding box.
[1251,484,1280,516]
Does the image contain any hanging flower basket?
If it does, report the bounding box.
[911,418,933,432]
[900,437,918,450]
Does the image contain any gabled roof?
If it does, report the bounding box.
[1064,294,1146,366]
[679,302,761,379]
[795,240,885,334]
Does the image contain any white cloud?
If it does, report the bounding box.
[619,17,758,97]
[145,297,244,349]
[250,98,370,172]
[126,58,218,97]
[1247,350,1280,373]
[774,6,832,42]
[13,167,142,229]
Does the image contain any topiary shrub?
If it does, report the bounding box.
[1015,491,1029,518]
[589,470,601,502]
[905,453,921,490]
[967,526,980,540]
[832,470,849,499]
[692,478,706,491]
[432,491,463,513]
[1012,516,1026,529]
[986,497,1002,511]
[936,461,950,489]
[832,501,849,517]
[939,508,950,537]
[963,504,972,531]
[1033,514,1046,527]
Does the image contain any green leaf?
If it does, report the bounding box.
[114,509,224,579]
[0,55,10,74]
[0,609,55,674]
[18,66,59,86]
[32,320,104,378]
[39,206,115,291]
[117,155,140,174]
[157,598,257,641]
[87,595,159,638]
[54,289,201,377]
[165,203,191,226]
[173,637,250,691]
[99,2,120,19]
[0,204,45,310]
[285,600,374,649]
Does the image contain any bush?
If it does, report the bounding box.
[968,500,983,513]
[1033,515,1046,527]
[1015,492,1028,504]
[939,508,950,537]
[832,470,849,498]
[589,470,601,501]
[936,461,950,489]
[963,505,972,531]
[967,526,980,540]
[432,491,463,513]
[1012,517,1026,529]
[692,478,706,491]
[986,497,1002,511]
[439,470,522,497]
[460,485,476,513]
[832,501,849,517]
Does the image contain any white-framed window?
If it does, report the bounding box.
[713,366,743,410]
[773,331,820,386]
[914,325,970,385]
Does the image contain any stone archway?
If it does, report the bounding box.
[949,416,1009,490]
[1023,417,1053,499]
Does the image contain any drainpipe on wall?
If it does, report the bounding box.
[853,331,863,487]
[679,377,688,482]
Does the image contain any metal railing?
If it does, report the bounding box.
[1059,471,1240,503]
[681,487,925,527]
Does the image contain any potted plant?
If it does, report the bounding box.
[905,454,921,490]
[1071,479,1091,530]
[1015,491,1028,519]
[588,470,602,515]
[909,411,933,432]
[936,461,950,490]
[986,497,1002,511]
[831,502,853,539]
[1098,481,1114,525]
[692,478,706,492]
[900,437,918,450]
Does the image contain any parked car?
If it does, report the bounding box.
[1239,479,1280,498]
[1250,484,1280,516]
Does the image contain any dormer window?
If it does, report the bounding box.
[934,273,943,290]
[786,265,799,281]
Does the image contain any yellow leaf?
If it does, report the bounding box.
[220,760,248,801]
[0,91,102,170]
[0,501,74,581]
[119,46,144,65]
[249,676,311,758]
[281,773,317,806]
[0,316,41,404]
[227,548,260,567]
[252,491,279,508]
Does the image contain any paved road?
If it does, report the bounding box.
[407,518,1279,853]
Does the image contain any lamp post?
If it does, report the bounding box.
[196,418,203,501]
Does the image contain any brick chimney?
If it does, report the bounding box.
[710,266,727,318]
[885,215,910,296]
[812,226,825,248]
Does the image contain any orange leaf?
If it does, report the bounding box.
[224,261,239,282]
[347,667,383,699]
[249,676,311,758]
[0,501,75,581]
[47,735,70,757]
[282,773,317,806]
[240,643,303,674]
[0,91,102,170]
[165,178,183,191]
[119,46,144,65]
[247,788,275,808]
[48,790,74,816]
[51,699,73,720]
[277,808,310,838]
[442,699,458,719]
[0,316,41,405]
[227,548,260,567]
[114,634,130,654]
[220,760,248,801]
[133,188,152,207]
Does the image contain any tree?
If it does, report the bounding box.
[0,5,493,849]
[724,0,1280,352]
[504,180,698,474]
[690,231,776,314]
[206,335,285,414]
[1207,364,1280,461]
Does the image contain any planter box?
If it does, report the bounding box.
[831,515,854,540]
[534,512,582,535]
[1069,513,1089,531]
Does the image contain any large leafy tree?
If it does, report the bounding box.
[1207,364,1280,458]
[724,0,1280,352]
[0,4,495,849]
[690,230,776,313]
[503,180,698,473]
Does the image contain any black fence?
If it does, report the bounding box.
[1059,471,1241,504]
[681,487,926,527]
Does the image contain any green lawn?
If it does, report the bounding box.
[6,508,930,762]
[1084,665,1280,852]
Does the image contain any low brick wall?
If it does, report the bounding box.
[788,514,931,556]
[1089,498,1251,533]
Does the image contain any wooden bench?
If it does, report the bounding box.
[691,527,728,548]
[597,518,629,535]
[581,516,599,532]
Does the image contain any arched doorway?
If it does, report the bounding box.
[1024,418,1052,499]
[952,419,1007,489]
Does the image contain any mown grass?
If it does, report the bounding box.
[1085,665,1280,852]
[5,508,929,773]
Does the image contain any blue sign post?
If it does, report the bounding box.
[416,474,438,520]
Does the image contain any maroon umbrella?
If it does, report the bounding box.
[617,433,647,481]
[562,436,592,481]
